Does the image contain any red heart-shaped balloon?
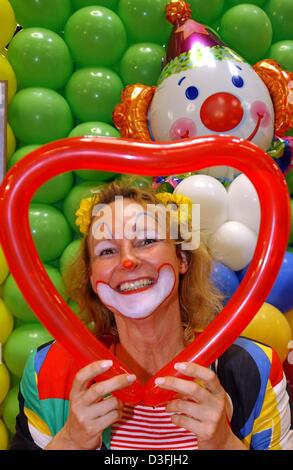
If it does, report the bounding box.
[0,136,290,406]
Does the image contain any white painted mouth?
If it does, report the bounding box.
[96,265,176,319]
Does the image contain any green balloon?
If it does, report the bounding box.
[2,386,19,434]
[121,175,153,189]
[9,0,72,32]
[8,88,74,145]
[64,6,127,67]
[67,299,93,330]
[3,324,52,377]
[69,122,120,181]
[74,171,117,182]
[156,182,174,194]
[65,68,123,123]
[29,204,73,262]
[189,0,224,25]
[120,43,165,86]
[118,0,172,44]
[63,182,102,233]
[69,122,120,139]
[72,0,118,10]
[289,199,293,246]
[3,265,68,323]
[32,173,74,204]
[286,171,293,196]
[10,375,20,387]
[8,145,74,203]
[60,239,82,275]
[268,41,293,71]
[220,5,272,63]
[265,0,293,41]
[8,145,40,169]
[225,0,266,8]
[7,28,73,90]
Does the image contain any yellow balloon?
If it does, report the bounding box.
[0,245,9,284]
[0,0,16,50]
[0,53,16,102]
[0,419,8,450]
[6,123,16,160]
[0,363,10,404]
[0,299,14,344]
[242,303,292,362]
[284,309,293,339]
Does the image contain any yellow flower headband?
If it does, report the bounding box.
[75,191,193,235]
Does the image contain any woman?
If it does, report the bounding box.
[12,181,293,450]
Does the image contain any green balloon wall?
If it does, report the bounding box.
[0,0,292,450]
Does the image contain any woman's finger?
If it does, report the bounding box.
[92,408,124,436]
[173,362,223,395]
[84,396,124,420]
[166,398,222,423]
[155,375,209,402]
[170,413,204,436]
[70,360,115,396]
[83,373,136,404]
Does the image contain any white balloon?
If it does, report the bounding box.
[174,174,228,234]
[196,166,241,182]
[208,221,257,271]
[228,174,260,234]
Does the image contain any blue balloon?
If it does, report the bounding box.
[236,251,293,313]
[211,262,239,305]
[235,266,248,282]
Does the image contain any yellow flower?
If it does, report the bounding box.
[156,192,193,224]
[75,197,96,235]
[75,191,193,235]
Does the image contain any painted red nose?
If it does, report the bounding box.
[122,259,135,269]
[200,92,244,132]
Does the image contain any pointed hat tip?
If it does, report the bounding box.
[166,0,192,25]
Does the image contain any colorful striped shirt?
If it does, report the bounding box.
[11,336,293,450]
[110,403,198,450]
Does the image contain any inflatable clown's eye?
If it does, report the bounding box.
[185,86,199,100]
[232,75,244,88]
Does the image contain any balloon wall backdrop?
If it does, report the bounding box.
[0,0,292,448]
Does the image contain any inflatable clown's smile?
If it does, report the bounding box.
[149,59,274,152]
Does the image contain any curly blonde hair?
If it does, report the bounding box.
[63,179,223,344]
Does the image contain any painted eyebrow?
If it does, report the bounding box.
[178,76,186,86]
[235,65,242,71]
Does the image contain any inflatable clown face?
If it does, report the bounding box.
[113,3,292,180]
[149,53,274,152]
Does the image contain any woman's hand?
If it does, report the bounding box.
[45,360,136,450]
[155,362,247,450]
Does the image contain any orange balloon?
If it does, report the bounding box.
[254,59,293,136]
[113,84,156,141]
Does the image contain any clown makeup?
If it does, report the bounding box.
[89,198,188,320]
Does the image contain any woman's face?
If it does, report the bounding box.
[88,198,188,320]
